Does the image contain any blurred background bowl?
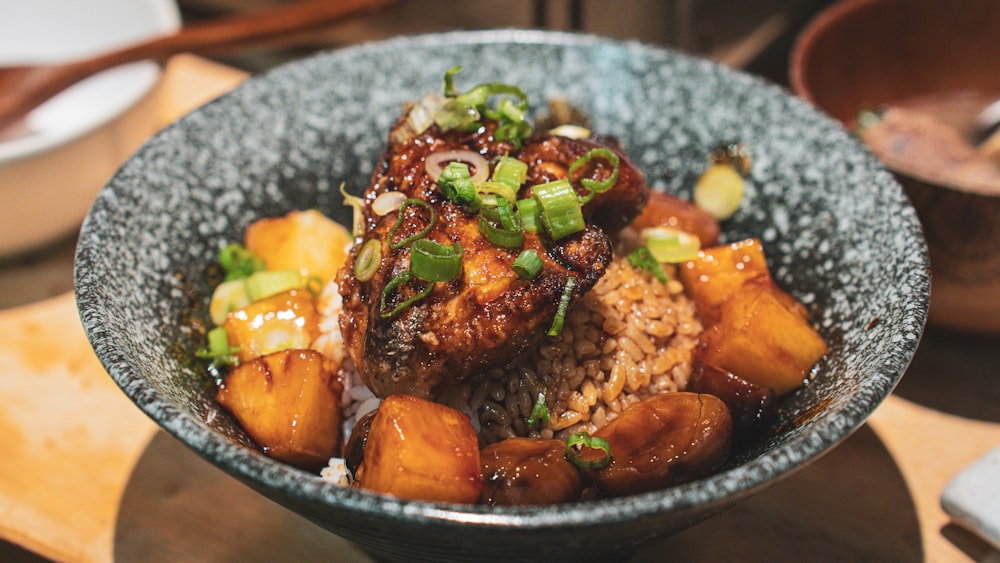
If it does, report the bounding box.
[76,31,928,562]
[0,0,180,259]
[789,0,1000,334]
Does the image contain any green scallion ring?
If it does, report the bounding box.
[526,391,550,426]
[517,198,540,233]
[378,271,433,319]
[354,239,382,282]
[565,431,612,470]
[244,269,302,302]
[547,275,576,336]
[568,147,620,197]
[491,156,528,190]
[478,211,524,249]
[410,239,464,282]
[476,181,518,207]
[512,249,543,280]
[533,179,585,241]
[627,246,668,283]
[389,199,437,250]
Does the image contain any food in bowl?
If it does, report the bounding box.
[197,68,828,505]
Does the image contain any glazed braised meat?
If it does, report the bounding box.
[337,118,649,399]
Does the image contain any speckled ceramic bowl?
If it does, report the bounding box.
[75,30,929,562]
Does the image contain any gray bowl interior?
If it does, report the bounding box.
[75,30,928,562]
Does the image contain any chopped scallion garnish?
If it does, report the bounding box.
[642,227,701,263]
[437,161,480,208]
[379,271,433,319]
[491,156,528,190]
[512,249,543,280]
[627,246,668,282]
[569,148,620,204]
[476,181,518,207]
[547,276,576,336]
[410,239,464,282]
[517,198,540,233]
[437,66,533,146]
[244,269,302,302]
[565,431,612,470]
[354,239,382,282]
[389,199,437,250]
[195,327,240,369]
[533,179,585,241]
[218,243,265,281]
[209,279,250,325]
[526,392,550,426]
[478,198,524,249]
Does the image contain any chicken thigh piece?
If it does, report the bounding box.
[337,117,648,399]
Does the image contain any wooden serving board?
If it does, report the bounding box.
[1,54,998,563]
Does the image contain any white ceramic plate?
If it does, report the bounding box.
[0,0,180,257]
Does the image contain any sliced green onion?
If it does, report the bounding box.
[526,392,550,426]
[491,156,528,190]
[389,198,437,250]
[195,327,240,368]
[642,227,701,263]
[565,431,612,470]
[547,276,576,336]
[244,269,302,302]
[442,65,462,97]
[354,239,382,282]
[339,182,365,237]
[209,279,251,325]
[568,148,620,203]
[512,249,543,280]
[517,198,540,233]
[218,243,265,281]
[478,212,524,249]
[410,239,464,282]
[437,161,480,209]
[379,271,433,319]
[627,246,668,283]
[533,179,585,241]
[476,181,518,206]
[437,67,533,145]
[693,163,744,220]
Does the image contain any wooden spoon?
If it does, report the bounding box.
[0,0,399,133]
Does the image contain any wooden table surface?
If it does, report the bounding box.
[1,54,997,563]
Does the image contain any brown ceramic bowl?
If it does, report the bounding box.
[790,0,1000,334]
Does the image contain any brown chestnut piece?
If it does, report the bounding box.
[586,392,732,497]
[688,359,776,447]
[343,408,378,477]
[480,438,584,506]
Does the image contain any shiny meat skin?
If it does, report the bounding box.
[337,119,649,399]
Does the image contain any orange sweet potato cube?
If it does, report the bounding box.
[696,276,828,396]
[222,289,320,363]
[244,209,352,284]
[679,238,770,317]
[354,394,482,504]
[216,349,343,470]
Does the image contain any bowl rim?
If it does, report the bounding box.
[76,28,929,530]
[0,0,181,164]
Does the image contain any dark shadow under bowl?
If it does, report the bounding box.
[75,30,929,562]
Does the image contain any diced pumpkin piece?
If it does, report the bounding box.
[215,349,343,470]
[678,238,770,317]
[244,209,352,284]
[354,394,481,504]
[696,276,828,396]
[222,289,320,363]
